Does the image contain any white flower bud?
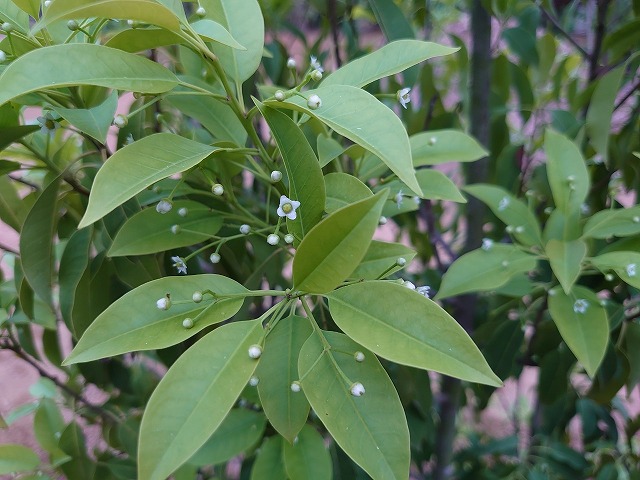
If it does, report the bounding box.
[290,381,301,392]
[515,226,524,234]
[240,224,251,235]
[633,216,640,223]
[307,94,322,110]
[182,318,194,329]
[505,225,514,233]
[350,382,365,397]
[403,281,416,290]
[481,238,493,251]
[156,297,171,310]
[275,90,285,101]
[311,69,323,81]
[113,114,127,128]
[1,22,14,33]
[0,51,6,63]
[286,57,296,69]
[567,175,575,182]
[416,285,431,298]
[170,224,181,234]
[604,273,614,281]
[573,299,589,314]
[210,252,221,264]
[156,199,172,214]
[284,233,295,244]
[396,257,407,267]
[267,234,280,245]
[192,291,203,303]
[544,207,553,215]
[196,6,206,16]
[270,170,282,182]
[178,207,188,217]
[212,183,224,196]
[379,216,388,225]
[501,260,509,267]
[354,351,365,362]
[249,376,259,386]
[44,0,52,7]
[248,345,262,359]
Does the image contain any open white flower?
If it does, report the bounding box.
[37,112,60,135]
[277,195,301,220]
[171,256,187,275]
[481,238,494,251]
[573,299,589,314]
[397,88,411,109]
[627,263,637,277]
[310,55,323,73]
[416,285,431,298]
[395,190,404,208]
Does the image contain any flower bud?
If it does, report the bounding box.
[311,69,323,81]
[604,273,614,281]
[403,280,416,290]
[274,90,285,101]
[210,252,221,264]
[67,20,79,30]
[249,376,259,386]
[290,381,301,392]
[350,382,365,397]
[196,6,206,17]
[248,345,262,359]
[240,224,251,235]
[270,170,282,182]
[307,94,322,110]
[156,199,173,214]
[284,233,295,244]
[113,114,128,128]
[192,291,203,303]
[396,257,406,267]
[286,57,296,69]
[354,351,365,362]
[267,234,280,245]
[44,0,52,7]
[212,183,224,196]
[156,297,171,310]
[379,216,388,225]
[0,51,6,63]
[170,224,181,235]
[2,22,14,33]
[127,19,140,28]
[178,207,188,217]
[182,318,194,329]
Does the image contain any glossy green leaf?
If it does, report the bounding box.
[328,281,501,386]
[298,330,409,480]
[33,399,68,461]
[200,0,264,83]
[251,436,287,480]
[109,200,222,256]
[465,184,542,246]
[189,409,266,466]
[138,320,264,480]
[546,239,586,294]
[59,422,95,479]
[20,177,60,306]
[104,28,184,53]
[323,39,456,88]
[351,241,416,280]
[603,19,640,62]
[293,190,387,294]
[586,66,624,165]
[393,169,466,203]
[0,175,27,232]
[272,85,421,195]
[191,19,246,49]
[0,125,40,151]
[256,315,312,442]
[79,134,218,228]
[0,44,179,107]
[590,252,640,290]
[544,129,589,215]
[548,286,608,377]
[437,244,537,299]
[0,444,39,474]
[8,0,40,19]
[0,0,29,33]
[317,134,346,167]
[411,130,488,166]
[52,91,118,144]
[63,275,248,364]
[58,228,92,332]
[36,0,182,32]
[255,101,325,241]
[324,172,372,214]
[283,425,332,480]
[582,206,640,239]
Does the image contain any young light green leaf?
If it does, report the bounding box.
[293,190,387,294]
[411,130,488,166]
[283,425,332,480]
[191,19,246,50]
[63,275,248,364]
[317,134,346,167]
[104,28,184,53]
[437,244,537,299]
[328,281,501,386]
[322,40,457,88]
[255,101,325,241]
[0,445,40,475]
[546,239,586,294]
[53,91,118,144]
[324,172,372,214]
[387,169,466,203]
[109,200,223,256]
[251,436,287,480]
[465,184,542,247]
[79,134,218,228]
[200,0,264,83]
[255,315,312,443]
[0,0,29,33]
[544,129,589,216]
[58,422,95,479]
[188,409,266,466]
[590,252,640,289]
[350,241,416,280]
[271,85,421,195]
[298,330,409,480]
[586,66,624,165]
[582,206,640,239]
[548,286,608,377]
[0,45,179,107]
[33,399,68,462]
[36,0,182,33]
[138,320,264,480]
[0,175,28,232]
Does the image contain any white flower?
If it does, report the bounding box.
[113,114,127,128]
[514,226,524,234]
[125,133,135,145]
[196,6,206,16]
[350,382,365,397]
[240,224,251,234]
[156,297,171,310]
[286,57,296,69]
[290,381,301,392]
[573,299,589,314]
[37,112,60,135]
[270,170,282,182]
[210,253,221,264]
[178,207,188,217]
[192,291,203,303]
[156,199,172,214]
[267,234,280,245]
[627,264,636,277]
[44,0,52,7]
[395,190,404,208]
[212,183,224,196]
[396,88,411,109]
[354,351,365,362]
[248,345,262,359]
[413,196,421,206]
[403,280,416,290]
[310,55,323,73]
[182,318,194,329]
[284,233,295,244]
[171,256,187,274]
[0,51,6,63]
[481,238,494,251]
[416,285,431,298]
[249,376,259,386]
[428,136,437,146]
[498,196,510,211]
[307,94,322,110]
[277,195,301,220]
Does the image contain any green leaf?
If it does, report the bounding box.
[104,27,184,53]
[392,169,466,203]
[191,19,246,49]
[548,286,608,377]
[0,0,29,33]
[59,228,92,332]
[411,130,488,166]
[109,200,223,256]
[324,172,372,214]
[138,319,264,480]
[52,91,118,144]
[464,184,542,247]
[351,241,416,280]
[546,239,586,294]
[586,66,624,165]
[0,125,40,151]
[368,0,413,41]
[437,244,537,299]
[251,436,287,480]
[272,85,421,195]
[283,425,332,480]
[189,409,266,466]
[582,206,640,239]
[0,444,39,474]
[0,44,179,107]
[78,134,218,228]
[9,0,40,19]
[328,281,501,386]
[63,275,247,364]
[20,177,60,306]
[322,39,456,88]
[293,190,387,294]
[59,422,95,479]
[298,330,409,480]
[34,399,69,462]
[544,129,589,216]
[200,0,264,83]
[590,252,640,290]
[36,0,182,32]
[624,322,640,391]
[256,315,311,442]
[0,175,27,231]
[255,101,325,241]
[317,134,346,167]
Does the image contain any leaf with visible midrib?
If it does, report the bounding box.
[546,239,586,294]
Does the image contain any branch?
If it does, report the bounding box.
[327,0,342,68]
[589,0,611,81]
[539,6,589,59]
[614,78,640,111]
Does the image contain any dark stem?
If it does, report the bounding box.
[614,78,640,111]
[588,0,611,81]
[539,6,589,59]
[327,0,342,68]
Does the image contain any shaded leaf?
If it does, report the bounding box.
[350,241,416,280]
[411,130,488,166]
[283,425,332,480]
[251,436,287,480]
[0,444,39,475]
[52,91,118,144]
[582,206,640,239]
[324,172,372,214]
[590,251,640,289]
[546,239,586,294]
[191,19,246,49]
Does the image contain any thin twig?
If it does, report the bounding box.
[539,7,589,59]
[327,0,342,68]
[614,78,640,111]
